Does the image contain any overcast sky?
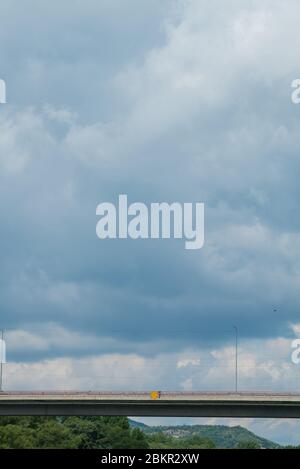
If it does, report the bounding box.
[1,0,300,445]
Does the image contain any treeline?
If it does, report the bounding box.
[0,416,148,449]
[0,416,278,449]
[147,432,216,449]
[0,416,217,449]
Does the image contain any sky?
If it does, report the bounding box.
[1,0,300,445]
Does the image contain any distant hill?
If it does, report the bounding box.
[129,420,280,449]
[128,419,150,430]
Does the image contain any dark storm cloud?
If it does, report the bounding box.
[0,0,300,360]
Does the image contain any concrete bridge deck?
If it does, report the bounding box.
[1,392,300,417]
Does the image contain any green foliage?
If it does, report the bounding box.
[284,445,300,449]
[0,424,35,449]
[0,417,281,449]
[142,424,279,449]
[148,431,215,449]
[235,439,261,449]
[0,416,77,449]
[0,416,148,449]
[63,416,148,449]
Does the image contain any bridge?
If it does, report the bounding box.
[1,392,300,418]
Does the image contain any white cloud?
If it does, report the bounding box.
[3,332,300,445]
[0,109,54,172]
[177,358,201,368]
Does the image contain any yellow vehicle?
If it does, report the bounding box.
[150,391,161,400]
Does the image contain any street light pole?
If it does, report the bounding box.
[233,326,238,393]
[0,329,3,392]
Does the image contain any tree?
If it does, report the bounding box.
[0,424,35,449]
[63,416,148,449]
[148,432,215,449]
[34,419,79,449]
[235,440,261,449]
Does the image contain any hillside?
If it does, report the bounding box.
[129,420,280,449]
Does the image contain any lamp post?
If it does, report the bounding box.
[233,326,238,393]
[0,330,3,392]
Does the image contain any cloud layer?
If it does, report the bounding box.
[1,2,300,439]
